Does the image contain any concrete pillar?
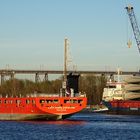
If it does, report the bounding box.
[10,71,15,80]
[44,73,48,82]
[1,74,5,84]
[35,73,40,83]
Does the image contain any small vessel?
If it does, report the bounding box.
[0,39,87,120]
[102,70,140,115]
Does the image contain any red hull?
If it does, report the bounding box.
[0,96,87,120]
[103,100,140,115]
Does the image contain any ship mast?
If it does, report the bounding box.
[64,38,68,82]
[63,38,68,89]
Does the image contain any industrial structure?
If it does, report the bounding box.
[126,5,140,53]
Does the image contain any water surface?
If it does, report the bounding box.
[0,113,140,140]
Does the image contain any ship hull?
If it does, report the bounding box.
[102,100,140,115]
[0,113,74,121]
[0,96,87,121]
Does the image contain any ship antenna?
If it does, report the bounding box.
[117,68,121,83]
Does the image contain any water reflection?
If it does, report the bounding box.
[19,120,86,125]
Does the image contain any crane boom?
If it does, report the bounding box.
[126,6,140,53]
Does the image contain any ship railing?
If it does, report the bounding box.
[0,93,86,98]
[26,93,60,97]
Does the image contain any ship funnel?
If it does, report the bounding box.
[67,72,80,95]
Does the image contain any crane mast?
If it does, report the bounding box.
[126,6,140,53]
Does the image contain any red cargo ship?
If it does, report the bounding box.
[0,70,87,121]
[0,95,87,120]
[0,71,87,120]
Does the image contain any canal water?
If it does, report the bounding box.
[0,113,140,140]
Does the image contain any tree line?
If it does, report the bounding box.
[0,75,106,105]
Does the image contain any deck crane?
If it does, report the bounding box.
[126,5,140,54]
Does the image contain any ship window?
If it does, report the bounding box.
[16,100,21,104]
[70,99,75,103]
[64,100,70,103]
[108,85,116,88]
[53,99,58,103]
[73,99,78,103]
[40,99,45,103]
[4,100,8,104]
[46,99,53,103]
[78,99,83,103]
[26,99,30,104]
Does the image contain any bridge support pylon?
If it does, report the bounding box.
[44,73,48,82]
[1,74,5,85]
[35,73,40,83]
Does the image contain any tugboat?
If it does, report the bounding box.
[0,39,87,120]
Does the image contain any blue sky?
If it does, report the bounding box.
[0,0,140,72]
